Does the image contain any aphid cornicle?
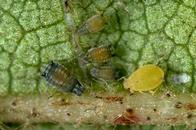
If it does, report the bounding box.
[77,14,106,35]
[87,45,113,64]
[41,61,84,96]
[123,64,164,93]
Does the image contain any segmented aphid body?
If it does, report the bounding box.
[90,65,116,82]
[123,64,164,93]
[77,14,105,35]
[87,45,113,64]
[41,61,84,96]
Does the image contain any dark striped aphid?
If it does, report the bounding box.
[77,14,106,35]
[87,45,113,64]
[41,61,84,96]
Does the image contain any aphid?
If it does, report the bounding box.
[123,64,164,93]
[87,45,113,64]
[90,65,116,82]
[41,61,84,96]
[77,14,106,35]
[172,73,190,85]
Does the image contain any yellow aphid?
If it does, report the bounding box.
[77,14,105,35]
[123,64,164,93]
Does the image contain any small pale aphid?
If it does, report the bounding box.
[123,64,164,93]
[41,61,84,96]
[87,45,113,64]
[77,14,106,35]
[90,65,116,82]
[173,73,191,85]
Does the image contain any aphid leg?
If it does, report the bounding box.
[117,76,126,82]
[46,88,55,99]
[149,90,155,95]
[155,54,167,65]
[138,90,144,94]
[72,82,85,96]
[72,33,80,50]
[149,87,159,95]
[77,23,89,35]
[72,32,87,62]
[152,81,164,95]
[93,10,103,16]
[101,79,110,90]
[0,122,10,130]
[129,89,134,94]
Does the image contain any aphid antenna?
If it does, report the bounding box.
[72,32,84,55]
[76,79,86,88]
[115,0,130,14]
[155,54,168,66]
[63,0,79,18]
[95,10,109,25]
[117,76,126,82]
[95,10,104,16]
[99,41,115,55]
[100,78,111,90]
[109,45,115,56]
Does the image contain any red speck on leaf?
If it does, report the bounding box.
[113,108,141,125]
[185,103,196,110]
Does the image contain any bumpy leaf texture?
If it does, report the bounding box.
[0,0,196,129]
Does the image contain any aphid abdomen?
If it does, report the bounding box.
[52,68,69,86]
[88,47,111,64]
[42,61,85,96]
[48,63,70,88]
[77,15,105,35]
[87,15,105,33]
[42,62,61,86]
[90,66,115,82]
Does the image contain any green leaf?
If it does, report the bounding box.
[0,0,196,129]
